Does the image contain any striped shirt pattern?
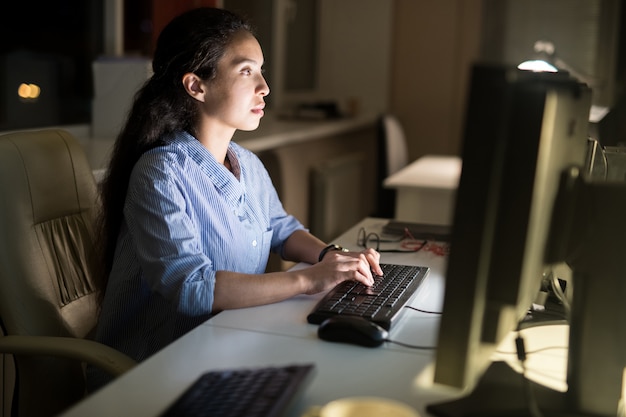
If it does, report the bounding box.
[87,131,304,391]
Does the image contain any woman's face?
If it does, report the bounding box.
[200,31,270,133]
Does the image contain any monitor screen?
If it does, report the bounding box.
[426,63,625,416]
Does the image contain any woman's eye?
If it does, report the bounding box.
[241,68,252,76]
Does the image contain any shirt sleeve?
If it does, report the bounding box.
[124,155,216,316]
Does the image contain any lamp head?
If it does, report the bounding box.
[517,39,558,73]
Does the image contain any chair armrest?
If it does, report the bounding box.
[0,335,136,376]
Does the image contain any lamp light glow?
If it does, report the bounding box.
[517,60,558,73]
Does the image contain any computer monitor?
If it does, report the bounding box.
[427,63,626,416]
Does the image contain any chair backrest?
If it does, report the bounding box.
[381,114,409,176]
[375,114,409,217]
[0,129,100,417]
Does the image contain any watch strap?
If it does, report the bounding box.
[318,244,347,262]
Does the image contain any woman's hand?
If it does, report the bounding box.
[301,248,382,295]
[343,247,383,276]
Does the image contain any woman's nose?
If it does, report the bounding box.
[258,76,270,96]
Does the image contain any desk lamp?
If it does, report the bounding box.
[517,40,597,88]
[519,39,618,196]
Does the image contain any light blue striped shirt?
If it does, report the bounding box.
[88,131,304,390]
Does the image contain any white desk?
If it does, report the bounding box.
[384,156,462,225]
[60,218,567,417]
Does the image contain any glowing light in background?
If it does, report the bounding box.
[517,60,558,73]
[18,83,41,100]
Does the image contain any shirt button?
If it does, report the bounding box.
[252,240,257,247]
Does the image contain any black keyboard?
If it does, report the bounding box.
[307,263,430,330]
[161,364,315,417]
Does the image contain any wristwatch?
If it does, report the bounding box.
[318,244,348,262]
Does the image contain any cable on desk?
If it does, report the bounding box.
[516,333,545,417]
[404,305,442,315]
[384,338,436,350]
[496,345,568,356]
[381,307,441,350]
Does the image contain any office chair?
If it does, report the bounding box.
[375,114,409,218]
[0,129,136,417]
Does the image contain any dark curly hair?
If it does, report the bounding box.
[96,7,253,303]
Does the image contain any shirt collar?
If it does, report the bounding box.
[173,131,246,206]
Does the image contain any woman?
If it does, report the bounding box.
[88,7,382,390]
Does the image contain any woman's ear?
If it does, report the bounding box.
[182,73,206,102]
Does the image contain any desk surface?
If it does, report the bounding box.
[61,218,567,417]
[384,156,462,190]
[383,157,462,225]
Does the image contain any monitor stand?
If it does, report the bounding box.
[426,360,570,417]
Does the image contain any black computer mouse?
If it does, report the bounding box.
[317,316,389,348]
